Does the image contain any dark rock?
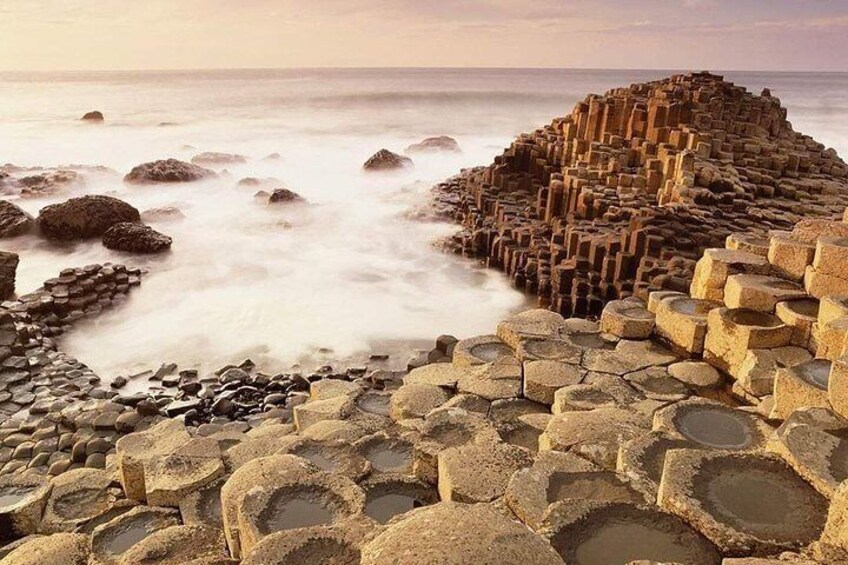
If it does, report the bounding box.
[37,195,141,240]
[363,149,413,172]
[0,201,35,238]
[111,376,127,389]
[136,398,160,416]
[164,398,201,417]
[124,159,215,184]
[102,222,172,254]
[405,136,461,154]
[0,252,18,300]
[81,111,104,122]
[211,397,234,416]
[267,188,305,204]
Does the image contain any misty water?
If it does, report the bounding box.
[1,68,846,380]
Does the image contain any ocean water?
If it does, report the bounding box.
[0,68,846,379]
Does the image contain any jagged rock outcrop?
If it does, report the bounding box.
[435,72,848,318]
[0,200,35,238]
[102,222,173,254]
[363,149,413,171]
[37,195,141,240]
[124,159,216,184]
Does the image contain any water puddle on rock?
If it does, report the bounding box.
[102,516,161,556]
[53,488,112,520]
[0,486,36,509]
[364,443,411,473]
[799,359,831,390]
[365,493,426,524]
[296,447,339,473]
[708,470,793,527]
[573,521,695,565]
[676,408,751,449]
[469,342,513,362]
[198,485,223,525]
[356,393,391,416]
[263,498,333,532]
[547,472,642,505]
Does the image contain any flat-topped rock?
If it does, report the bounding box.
[599,299,655,340]
[653,398,772,451]
[523,360,584,405]
[360,501,565,565]
[116,525,228,565]
[451,334,513,366]
[437,436,532,503]
[0,532,90,565]
[115,419,192,502]
[143,437,225,507]
[90,506,180,565]
[389,383,450,420]
[0,473,51,538]
[41,468,118,532]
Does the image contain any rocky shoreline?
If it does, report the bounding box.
[0,72,848,564]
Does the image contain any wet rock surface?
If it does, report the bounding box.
[37,195,141,240]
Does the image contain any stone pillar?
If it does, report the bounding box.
[0,251,19,300]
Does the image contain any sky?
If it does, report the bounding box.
[1,0,847,71]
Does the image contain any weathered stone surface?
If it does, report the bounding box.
[294,395,355,431]
[124,159,215,184]
[653,398,772,451]
[768,407,848,498]
[599,299,655,339]
[0,532,89,565]
[360,502,565,565]
[143,437,225,507]
[437,437,532,503]
[115,419,191,502]
[522,360,584,405]
[102,222,172,253]
[389,383,450,421]
[90,506,180,565]
[37,195,141,240]
[451,334,513,366]
[41,468,118,532]
[116,525,228,565]
[704,308,792,377]
[771,358,831,418]
[241,524,362,565]
[0,473,51,538]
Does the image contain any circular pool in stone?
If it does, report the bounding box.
[356,392,391,416]
[668,298,714,317]
[548,503,720,565]
[52,487,113,522]
[781,298,819,318]
[0,485,38,510]
[469,342,513,363]
[522,339,582,361]
[359,437,412,473]
[695,456,828,544]
[726,309,782,328]
[673,405,757,450]
[567,333,616,350]
[257,487,341,534]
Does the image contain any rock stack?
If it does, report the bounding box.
[435,72,848,318]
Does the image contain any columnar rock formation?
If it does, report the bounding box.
[435,72,848,318]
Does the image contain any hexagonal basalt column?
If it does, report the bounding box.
[828,354,848,420]
[768,235,815,282]
[657,450,829,556]
[653,398,772,451]
[451,334,514,366]
[496,309,570,350]
[655,295,718,355]
[237,476,365,557]
[703,308,792,378]
[541,500,721,565]
[115,524,229,565]
[767,407,848,498]
[723,274,806,312]
[143,437,225,508]
[242,524,363,565]
[41,468,119,533]
[360,502,564,565]
[771,358,831,419]
[616,431,697,499]
[360,475,438,525]
[437,437,532,503]
[114,419,191,502]
[523,360,584,405]
[599,299,655,340]
[540,407,651,470]
[90,506,181,565]
[775,298,818,347]
[690,248,769,301]
[505,451,646,531]
[0,474,51,539]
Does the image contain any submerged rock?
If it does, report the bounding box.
[0,200,35,238]
[37,195,141,240]
[191,153,247,167]
[102,222,172,254]
[405,135,461,154]
[140,207,185,223]
[267,188,305,205]
[362,149,412,172]
[124,159,215,184]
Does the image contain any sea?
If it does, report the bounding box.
[0,68,846,380]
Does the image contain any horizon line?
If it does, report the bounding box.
[1,65,847,75]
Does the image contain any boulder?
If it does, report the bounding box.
[362,149,412,172]
[37,195,141,240]
[124,159,215,184]
[102,222,172,253]
[0,200,35,238]
[267,188,305,204]
[404,136,461,154]
[81,111,105,122]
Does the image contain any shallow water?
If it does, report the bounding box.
[1,68,846,378]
